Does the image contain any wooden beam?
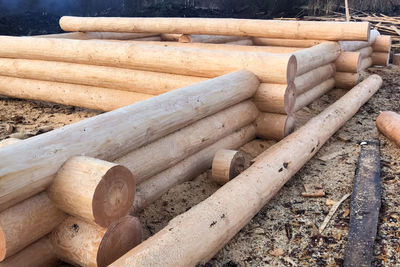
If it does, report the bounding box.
[372,35,392,53]
[372,52,390,66]
[253,83,296,115]
[252,38,326,48]
[295,64,336,95]
[335,52,361,73]
[335,72,360,89]
[255,113,295,141]
[376,111,400,147]
[295,78,336,111]
[179,35,247,43]
[34,32,158,40]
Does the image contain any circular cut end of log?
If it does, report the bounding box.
[178,35,191,43]
[0,227,6,261]
[284,116,296,137]
[92,165,135,228]
[287,55,297,83]
[211,149,245,185]
[97,216,143,267]
[284,82,296,115]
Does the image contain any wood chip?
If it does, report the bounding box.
[319,193,351,233]
[325,199,337,206]
[270,248,284,257]
[302,184,325,197]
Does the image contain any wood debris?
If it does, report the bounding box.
[301,183,325,197]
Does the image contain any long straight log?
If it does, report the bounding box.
[35,32,158,40]
[376,111,400,147]
[356,47,373,58]
[335,72,360,89]
[252,83,296,114]
[132,124,256,212]
[335,52,361,72]
[110,74,382,267]
[372,52,390,66]
[116,101,258,184]
[59,17,370,41]
[255,113,295,141]
[360,57,373,71]
[0,76,153,111]
[225,39,253,45]
[0,58,206,95]
[295,64,336,95]
[179,35,247,43]
[0,36,296,84]
[0,192,66,261]
[340,29,380,51]
[294,78,336,112]
[372,35,392,53]
[0,70,259,211]
[252,38,326,47]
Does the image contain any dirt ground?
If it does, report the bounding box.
[0,66,399,266]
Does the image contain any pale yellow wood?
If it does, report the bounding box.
[360,57,373,71]
[255,113,295,141]
[339,29,380,51]
[335,72,360,89]
[372,52,390,66]
[376,111,400,147]
[0,70,259,211]
[0,138,20,148]
[179,35,247,43]
[225,39,253,45]
[131,36,162,41]
[35,32,157,40]
[393,54,400,65]
[252,38,326,47]
[110,75,383,267]
[252,83,296,115]
[211,150,245,185]
[372,35,392,53]
[295,64,336,95]
[59,17,370,41]
[295,78,336,111]
[116,101,258,184]
[335,52,361,72]
[355,46,373,58]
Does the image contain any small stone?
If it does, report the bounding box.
[270,248,284,257]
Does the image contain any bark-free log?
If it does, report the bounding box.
[110,75,382,267]
[0,138,20,148]
[116,101,258,184]
[0,58,206,95]
[294,78,336,112]
[0,76,153,111]
[376,111,400,147]
[393,54,400,65]
[0,70,259,211]
[48,156,135,227]
[225,39,253,45]
[179,35,247,43]
[35,32,158,40]
[356,47,373,58]
[211,150,245,185]
[0,36,296,84]
[132,125,256,212]
[52,216,142,267]
[360,57,373,71]
[335,72,360,89]
[335,52,361,72]
[295,63,336,95]
[253,83,296,114]
[252,38,326,47]
[255,113,295,141]
[372,35,392,53]
[0,236,59,267]
[372,52,390,66]
[60,17,370,41]
[340,29,380,51]
[0,192,66,260]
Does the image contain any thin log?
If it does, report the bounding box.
[372,35,392,53]
[253,83,296,115]
[59,16,370,41]
[255,113,295,141]
[109,75,383,267]
[116,101,258,184]
[360,57,373,71]
[179,35,247,43]
[340,29,380,51]
[335,52,362,72]
[35,32,157,40]
[0,76,153,111]
[393,53,400,65]
[344,140,381,267]
[355,47,373,58]
[132,125,256,212]
[372,52,390,66]
[211,150,245,185]
[51,216,142,267]
[0,70,259,211]
[48,156,135,227]
[376,111,400,147]
[252,38,326,47]
[295,64,336,95]
[294,78,336,112]
[0,36,296,84]
[0,192,66,260]
[131,36,162,41]
[335,72,360,89]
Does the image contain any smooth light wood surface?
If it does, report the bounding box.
[253,83,296,114]
[35,32,158,40]
[295,63,336,95]
[339,29,380,51]
[252,37,326,47]
[295,78,336,111]
[372,35,392,53]
[179,35,247,43]
[376,111,400,147]
[360,57,373,71]
[335,52,361,72]
[355,46,373,58]
[0,138,20,148]
[372,52,390,66]
[211,150,245,185]
[335,72,360,89]
[255,113,295,141]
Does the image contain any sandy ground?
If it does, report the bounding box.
[0,66,399,266]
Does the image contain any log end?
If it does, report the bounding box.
[93,165,136,228]
[285,82,296,115]
[97,216,143,267]
[284,115,296,137]
[178,34,192,43]
[211,149,245,185]
[0,227,6,261]
[287,55,297,83]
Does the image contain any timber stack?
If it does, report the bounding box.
[0,16,390,266]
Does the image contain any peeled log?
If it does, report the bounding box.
[255,113,295,141]
[0,236,59,267]
[393,54,400,66]
[110,75,382,267]
[294,78,336,112]
[360,57,373,71]
[0,138,20,148]
[372,35,392,53]
[211,150,245,185]
[0,76,153,111]
[335,72,360,89]
[0,58,205,97]
[335,52,361,72]
[372,52,390,66]
[376,111,400,147]
[34,32,158,40]
[0,192,66,260]
[116,101,258,184]
[59,16,370,41]
[0,71,259,211]
[340,29,380,51]
[52,216,142,267]
[252,38,326,47]
[355,47,373,58]
[179,35,247,43]
[132,125,256,212]
[48,156,135,227]
[295,64,336,95]
[253,83,296,114]
[0,36,295,84]
[225,39,253,45]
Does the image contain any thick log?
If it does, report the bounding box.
[179,35,247,43]
[0,36,296,84]
[131,36,162,41]
[340,29,380,51]
[0,76,153,111]
[110,75,382,267]
[0,192,66,260]
[335,52,361,72]
[372,52,390,66]
[59,17,370,41]
[294,78,336,112]
[35,32,158,40]
[0,58,205,95]
[393,54,400,65]
[335,72,360,89]
[132,125,256,212]
[372,35,392,53]
[376,111,400,147]
[0,138,20,148]
[52,216,142,267]
[295,64,336,95]
[0,236,59,267]
[0,71,259,211]
[252,38,326,47]
[225,39,253,45]
[344,140,381,267]
[116,101,258,184]
[160,33,182,41]
[48,156,135,227]
[255,113,295,141]
[360,57,373,71]
[355,47,373,58]
[211,150,245,185]
[252,83,296,114]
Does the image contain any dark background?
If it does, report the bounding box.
[0,0,398,36]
